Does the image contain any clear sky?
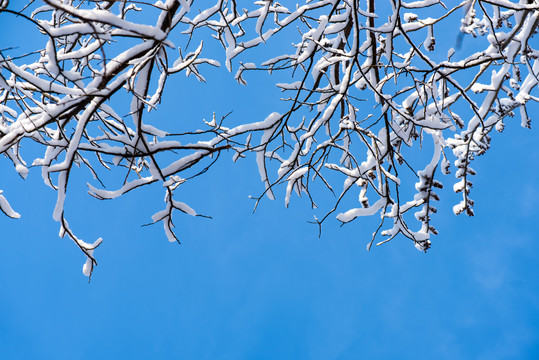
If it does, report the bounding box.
[1,2,538,359]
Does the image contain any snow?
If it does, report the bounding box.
[82,253,93,277]
[401,0,440,9]
[15,164,29,179]
[403,13,418,23]
[453,200,467,216]
[0,191,20,219]
[285,167,308,207]
[173,200,197,216]
[337,198,386,223]
[52,171,67,221]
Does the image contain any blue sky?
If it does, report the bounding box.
[1,2,539,359]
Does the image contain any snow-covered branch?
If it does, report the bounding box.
[1,0,538,276]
